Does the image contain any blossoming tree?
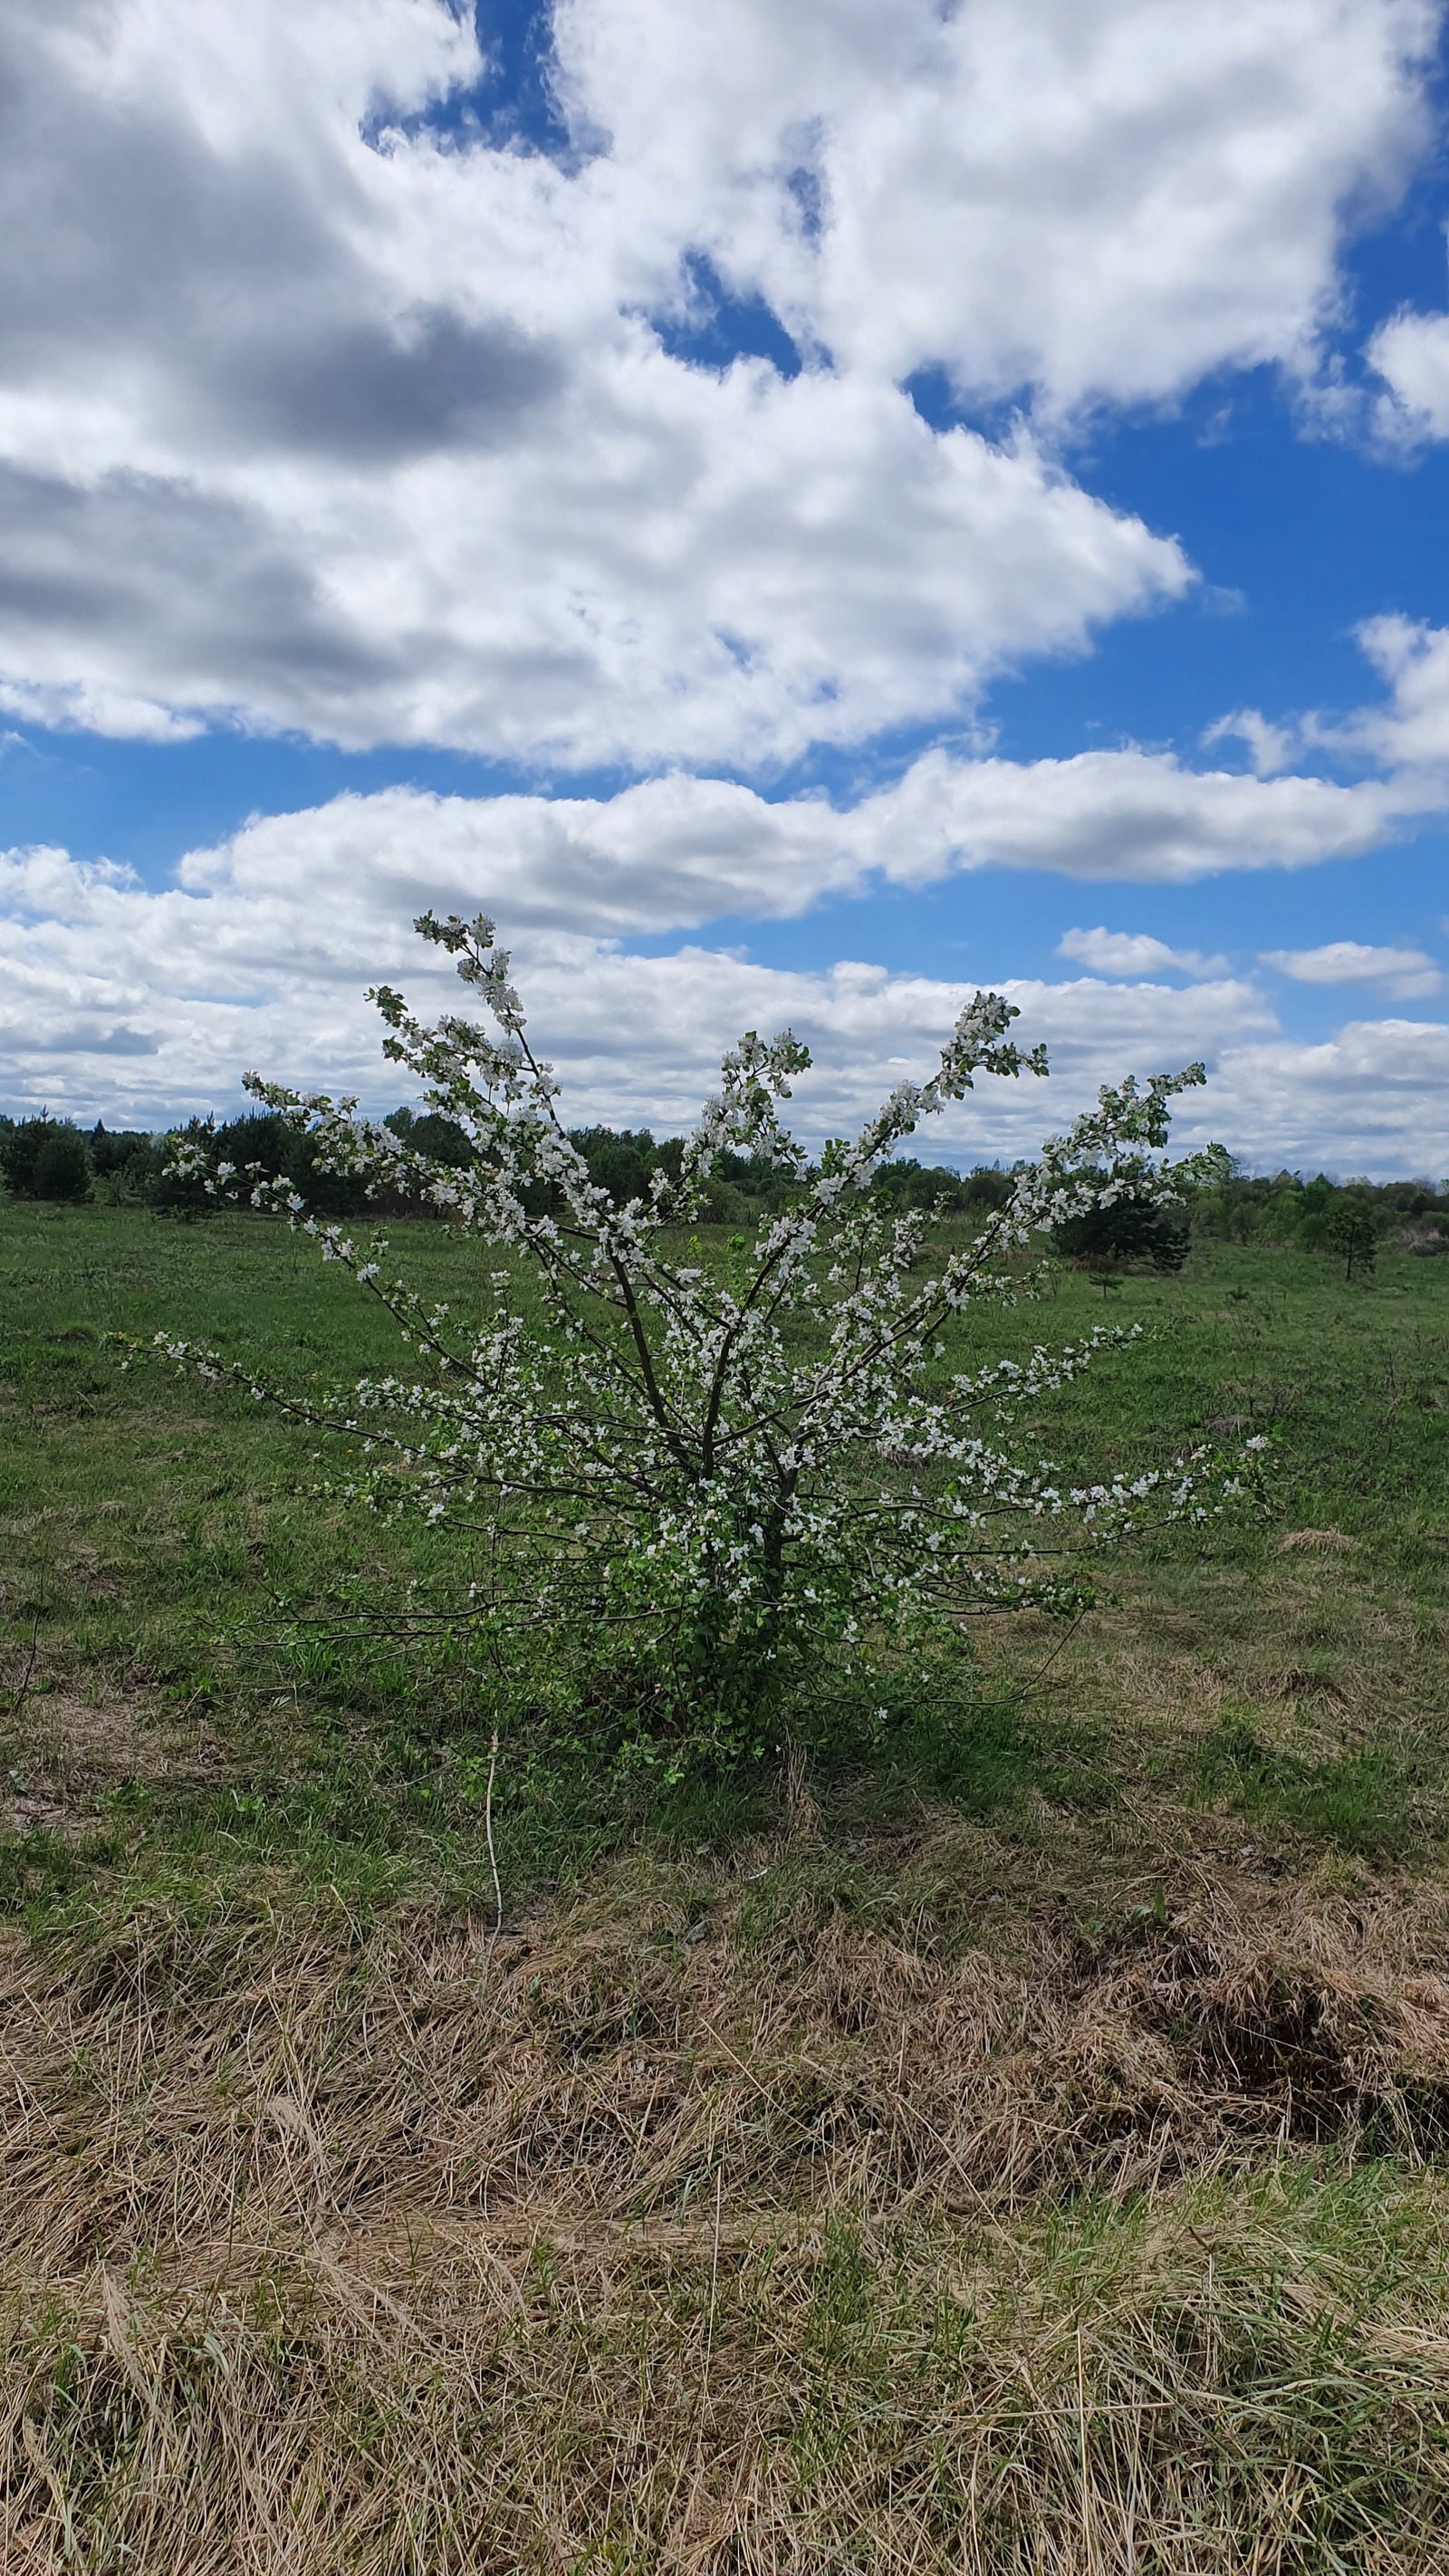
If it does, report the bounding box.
[161,910,1254,1751]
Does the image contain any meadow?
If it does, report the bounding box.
[3,1197,1449,2571]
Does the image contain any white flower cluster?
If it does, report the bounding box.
[158,910,1256,1683]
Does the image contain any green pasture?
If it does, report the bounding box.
[5,1203,1449,2569]
[2,1198,1446,1926]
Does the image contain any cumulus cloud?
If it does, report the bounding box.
[0,830,1274,1155]
[874,747,1410,882]
[1201,709,1299,778]
[1205,616,1449,793]
[1328,616,1449,770]
[1367,303,1449,439]
[0,743,1424,1134]
[0,373,1187,764]
[1261,938,1443,998]
[0,0,1435,758]
[1056,928,1230,976]
[1206,1019,1449,1177]
[555,0,1435,408]
[0,773,1434,1177]
[139,746,1415,967]
[11,820,1445,1174]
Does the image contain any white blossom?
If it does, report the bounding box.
[157,909,1257,1706]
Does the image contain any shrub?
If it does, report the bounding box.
[1052,1183,1190,1273]
[1187,1166,1449,1255]
[158,911,1255,1767]
[149,1116,230,1219]
[384,1106,476,1171]
[870,1158,1001,1216]
[87,1123,164,1203]
[0,1115,91,1202]
[565,1124,658,1209]
[1328,1199,1377,1283]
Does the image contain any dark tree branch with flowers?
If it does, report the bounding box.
[158,910,1261,1761]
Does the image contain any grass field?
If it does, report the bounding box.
[3,1200,1449,2570]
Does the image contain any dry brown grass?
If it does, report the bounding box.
[9,1829,1449,2268]
[0,1690,225,1842]
[6,1830,1449,2568]
[9,2176,1449,2574]
[1277,1529,1359,1555]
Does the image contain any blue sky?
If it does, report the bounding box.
[3,0,1449,1171]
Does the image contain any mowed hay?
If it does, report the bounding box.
[6,1845,1449,2568]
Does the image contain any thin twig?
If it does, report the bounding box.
[484,1727,503,1937]
[1017,1605,1089,1699]
[705,2164,724,2368]
[9,1614,40,1722]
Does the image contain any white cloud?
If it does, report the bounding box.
[1207,1019,1449,1177]
[138,747,1414,967]
[0,829,1272,1153]
[1261,938,1442,998]
[0,747,1420,1130]
[0,676,206,745]
[877,746,1409,881]
[559,0,1435,409]
[0,0,1435,759]
[1056,928,1229,977]
[1330,615,1449,770]
[0,376,1186,768]
[1367,303,1449,438]
[1,781,1442,1175]
[1201,709,1298,778]
[1207,616,1449,790]
[12,822,1446,1175]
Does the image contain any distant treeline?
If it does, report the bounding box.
[1191,1167,1449,1256]
[3,1111,1447,1266]
[0,1110,1022,1227]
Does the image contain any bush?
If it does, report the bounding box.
[88,1123,165,1203]
[148,1116,230,1219]
[1188,1166,1448,1256]
[159,909,1256,1773]
[557,1129,793,1225]
[384,1107,475,1171]
[565,1124,658,1208]
[871,1159,1025,1218]
[1328,1199,1377,1283]
[0,1116,91,1202]
[1052,1186,1190,1273]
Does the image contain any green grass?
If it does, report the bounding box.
[2,1201,1447,1926]
[5,1203,1449,2564]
